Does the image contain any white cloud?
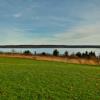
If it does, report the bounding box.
[53,23,100,45]
[13,13,22,18]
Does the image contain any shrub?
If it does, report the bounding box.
[64,51,68,56]
[41,52,46,56]
[23,50,32,55]
[53,49,59,56]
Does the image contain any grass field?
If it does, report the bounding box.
[0,57,100,100]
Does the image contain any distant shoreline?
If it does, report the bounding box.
[0,45,100,48]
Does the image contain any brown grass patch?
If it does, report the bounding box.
[0,54,99,65]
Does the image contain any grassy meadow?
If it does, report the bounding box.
[0,57,100,100]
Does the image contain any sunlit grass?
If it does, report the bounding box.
[0,57,100,100]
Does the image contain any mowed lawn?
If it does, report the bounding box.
[0,57,100,100]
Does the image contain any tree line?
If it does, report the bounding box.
[0,49,98,59]
[22,49,97,59]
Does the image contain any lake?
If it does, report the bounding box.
[0,48,100,56]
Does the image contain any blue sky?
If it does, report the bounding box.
[0,0,100,45]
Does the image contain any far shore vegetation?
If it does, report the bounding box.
[0,49,99,60]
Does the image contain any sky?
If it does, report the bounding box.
[0,0,100,45]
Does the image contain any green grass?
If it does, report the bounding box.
[0,57,100,100]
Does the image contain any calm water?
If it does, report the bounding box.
[0,48,100,56]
